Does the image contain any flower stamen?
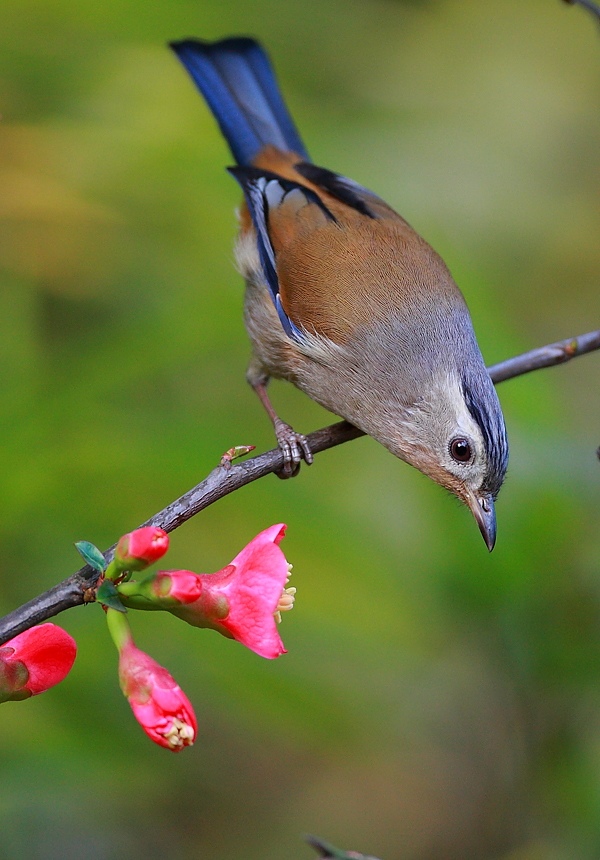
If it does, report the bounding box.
[163,717,196,750]
[275,586,296,623]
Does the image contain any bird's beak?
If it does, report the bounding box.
[466,491,497,552]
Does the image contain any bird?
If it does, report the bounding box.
[170,36,508,551]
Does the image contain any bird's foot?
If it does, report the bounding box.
[274,420,313,479]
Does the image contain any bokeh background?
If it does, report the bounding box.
[1,1,599,858]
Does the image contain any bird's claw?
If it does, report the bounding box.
[274,420,313,479]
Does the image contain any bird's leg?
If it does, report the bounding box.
[253,379,313,477]
[247,361,313,478]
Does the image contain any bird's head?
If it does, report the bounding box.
[294,295,508,549]
[392,365,508,551]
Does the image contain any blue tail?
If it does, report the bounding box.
[170,37,309,166]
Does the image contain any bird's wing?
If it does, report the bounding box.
[293,161,401,222]
[229,164,338,342]
[231,150,444,344]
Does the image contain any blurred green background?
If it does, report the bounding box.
[1,1,599,858]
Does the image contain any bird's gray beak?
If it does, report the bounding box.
[466,491,497,552]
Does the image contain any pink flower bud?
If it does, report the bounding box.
[162,524,290,659]
[0,624,77,703]
[114,526,169,571]
[153,569,203,604]
[118,640,197,752]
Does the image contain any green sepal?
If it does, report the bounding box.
[96,580,127,613]
[75,541,107,573]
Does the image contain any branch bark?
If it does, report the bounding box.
[487,330,600,383]
[1,328,598,644]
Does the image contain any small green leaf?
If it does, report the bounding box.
[96,580,127,613]
[75,540,107,573]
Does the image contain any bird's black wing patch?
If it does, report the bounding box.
[294,162,382,219]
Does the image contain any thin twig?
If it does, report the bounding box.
[0,328,598,644]
[487,330,600,383]
[0,422,363,644]
[562,0,600,27]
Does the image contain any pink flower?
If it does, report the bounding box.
[156,524,292,659]
[0,623,77,703]
[115,526,169,571]
[118,639,197,752]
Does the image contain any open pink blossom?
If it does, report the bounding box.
[0,623,77,703]
[157,524,290,659]
[114,526,169,571]
[118,639,197,752]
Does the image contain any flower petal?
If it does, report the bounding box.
[118,641,197,752]
[206,525,289,658]
[115,527,170,571]
[4,624,77,696]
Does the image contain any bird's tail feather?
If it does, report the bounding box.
[170,37,309,166]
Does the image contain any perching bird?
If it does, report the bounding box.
[170,37,508,550]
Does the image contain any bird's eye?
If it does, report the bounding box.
[449,438,473,464]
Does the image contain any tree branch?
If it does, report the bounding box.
[562,0,600,28]
[487,330,600,383]
[1,328,598,644]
